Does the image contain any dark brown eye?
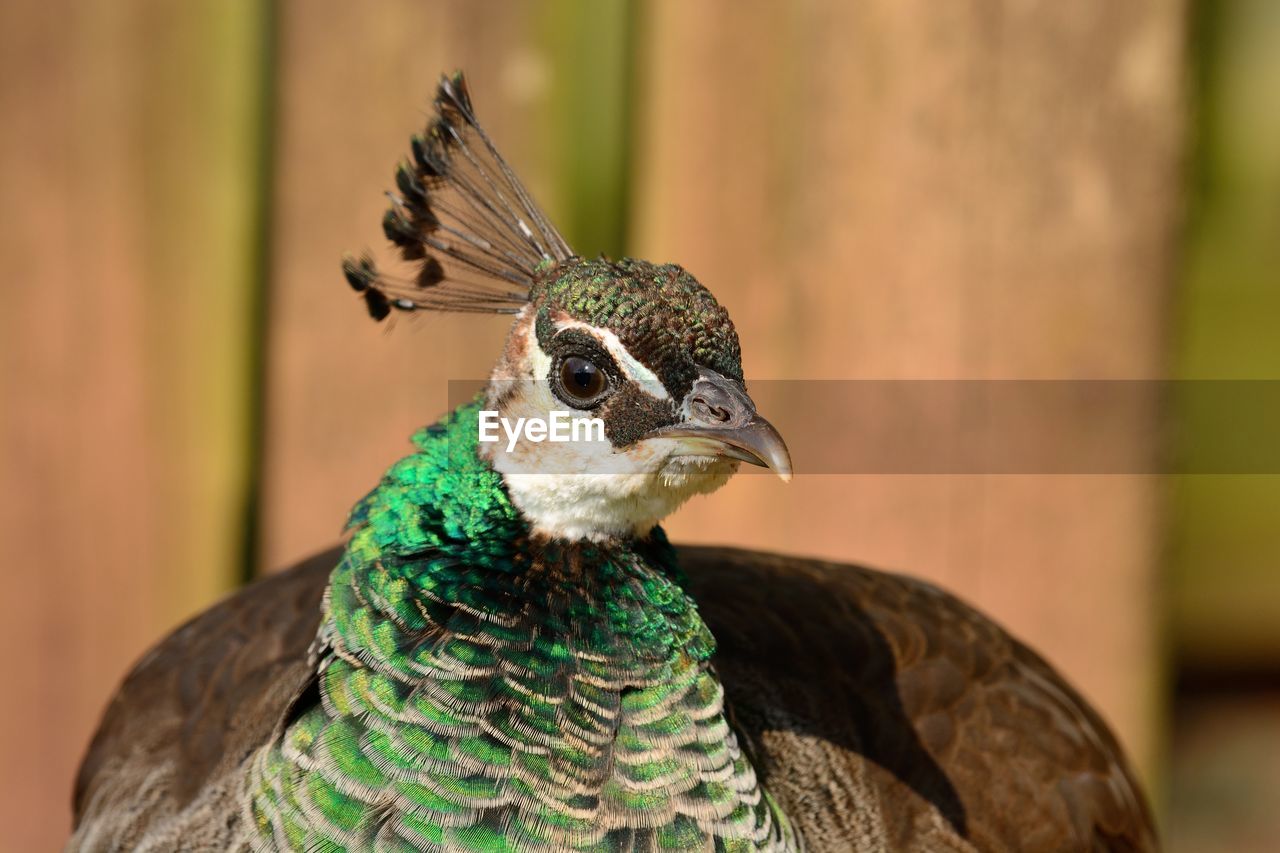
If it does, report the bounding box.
[558,355,607,403]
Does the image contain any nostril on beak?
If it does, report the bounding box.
[690,396,732,425]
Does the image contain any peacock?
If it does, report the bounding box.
[70,72,1157,852]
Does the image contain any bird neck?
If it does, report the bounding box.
[332,397,716,672]
[244,399,791,849]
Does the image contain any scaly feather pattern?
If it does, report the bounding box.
[342,72,574,320]
[243,400,796,851]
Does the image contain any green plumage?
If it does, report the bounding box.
[244,400,793,851]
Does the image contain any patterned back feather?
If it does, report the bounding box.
[341,71,575,319]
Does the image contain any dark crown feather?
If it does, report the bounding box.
[342,71,574,318]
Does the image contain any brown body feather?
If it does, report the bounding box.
[71,547,1156,852]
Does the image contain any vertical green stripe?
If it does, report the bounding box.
[241,0,279,583]
[136,0,274,604]
[542,0,636,260]
[1171,0,1280,663]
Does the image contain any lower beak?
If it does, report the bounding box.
[646,369,793,482]
[653,418,793,482]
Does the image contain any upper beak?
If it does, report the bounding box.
[646,368,793,482]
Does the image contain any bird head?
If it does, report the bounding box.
[482,256,790,539]
[343,72,790,541]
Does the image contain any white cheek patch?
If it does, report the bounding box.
[527,324,553,382]
[482,312,732,541]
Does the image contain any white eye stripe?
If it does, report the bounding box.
[551,319,670,400]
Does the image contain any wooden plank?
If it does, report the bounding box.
[0,1,270,846]
[632,0,1185,781]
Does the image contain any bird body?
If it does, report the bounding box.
[70,73,1156,851]
[72,536,1154,851]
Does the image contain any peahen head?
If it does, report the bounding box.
[343,72,790,541]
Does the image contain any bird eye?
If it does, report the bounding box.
[558,355,608,404]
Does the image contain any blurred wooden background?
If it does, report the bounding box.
[2,0,1278,850]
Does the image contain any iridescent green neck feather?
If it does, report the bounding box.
[245,401,793,851]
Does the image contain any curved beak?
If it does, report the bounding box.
[646,369,793,482]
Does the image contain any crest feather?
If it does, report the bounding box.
[343,71,574,318]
